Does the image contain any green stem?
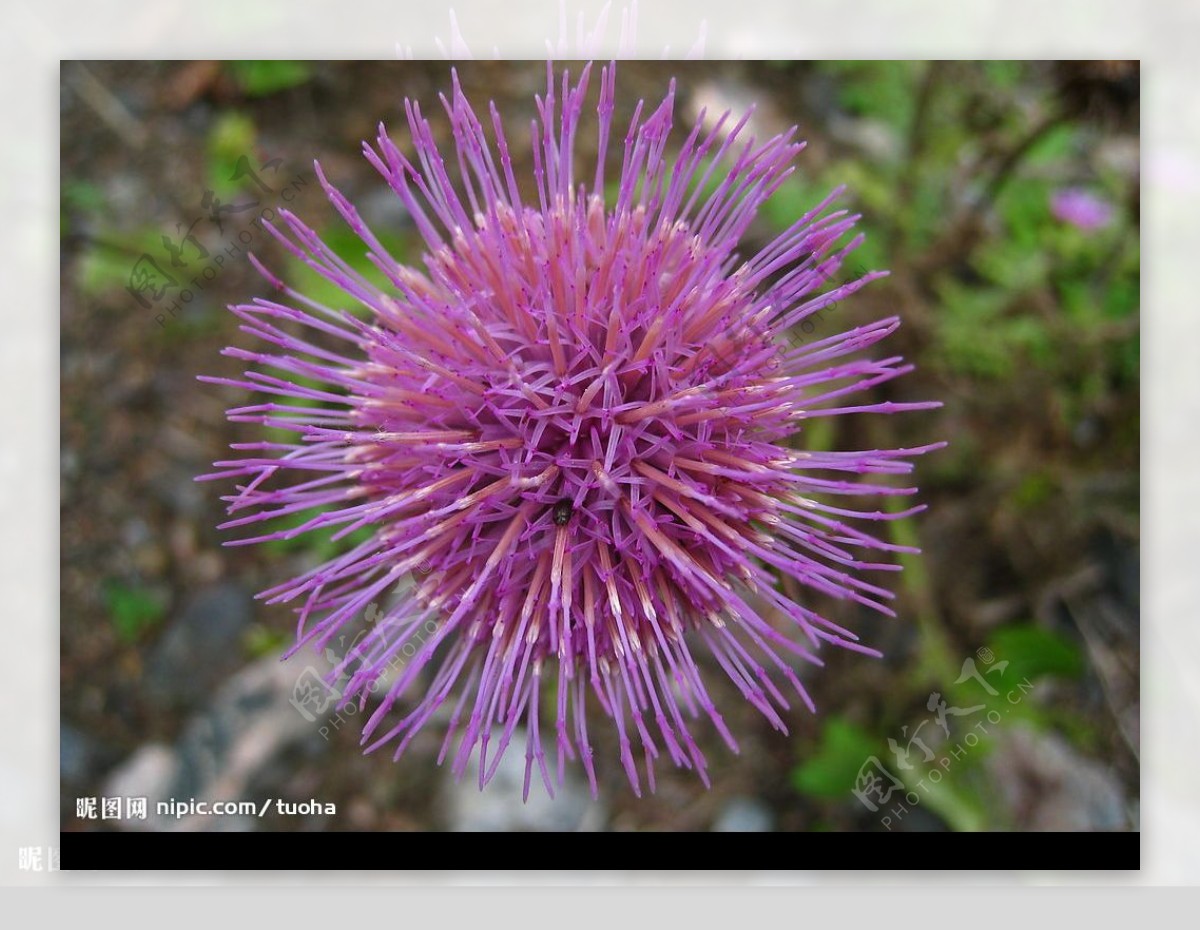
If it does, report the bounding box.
[886,496,957,688]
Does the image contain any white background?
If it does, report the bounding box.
[1,0,1189,904]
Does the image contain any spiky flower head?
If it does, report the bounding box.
[202,62,940,798]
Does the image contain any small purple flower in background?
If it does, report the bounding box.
[201,63,941,798]
[1050,187,1116,232]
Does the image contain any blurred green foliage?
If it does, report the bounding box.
[104,581,168,643]
[786,61,1138,408]
[60,180,106,235]
[227,61,313,98]
[206,111,258,199]
[987,625,1085,682]
[260,504,375,559]
[282,225,415,316]
[242,623,290,659]
[791,717,879,798]
[792,618,1086,830]
[822,60,923,133]
[74,228,164,298]
[782,61,1137,830]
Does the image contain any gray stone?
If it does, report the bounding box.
[443,730,605,832]
[101,744,180,831]
[144,582,254,709]
[713,795,774,833]
[357,186,414,234]
[60,723,100,785]
[149,468,207,519]
[986,724,1129,831]
[102,653,328,831]
[828,115,902,163]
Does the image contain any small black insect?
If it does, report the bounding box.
[552,498,574,526]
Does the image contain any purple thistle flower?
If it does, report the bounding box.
[201,62,941,798]
[1050,187,1116,232]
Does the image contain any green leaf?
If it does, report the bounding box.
[281,224,411,317]
[1011,472,1056,511]
[207,111,258,199]
[822,61,922,135]
[261,504,374,559]
[242,624,289,659]
[77,246,137,297]
[797,415,835,454]
[760,176,820,233]
[987,624,1085,681]
[60,178,106,216]
[899,766,990,832]
[228,60,312,97]
[972,238,1050,290]
[104,582,168,643]
[930,279,1014,379]
[791,717,880,798]
[1026,123,1076,167]
[982,61,1025,89]
[1103,275,1140,321]
[74,228,167,297]
[996,178,1053,249]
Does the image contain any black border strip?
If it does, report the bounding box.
[61,830,1139,871]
